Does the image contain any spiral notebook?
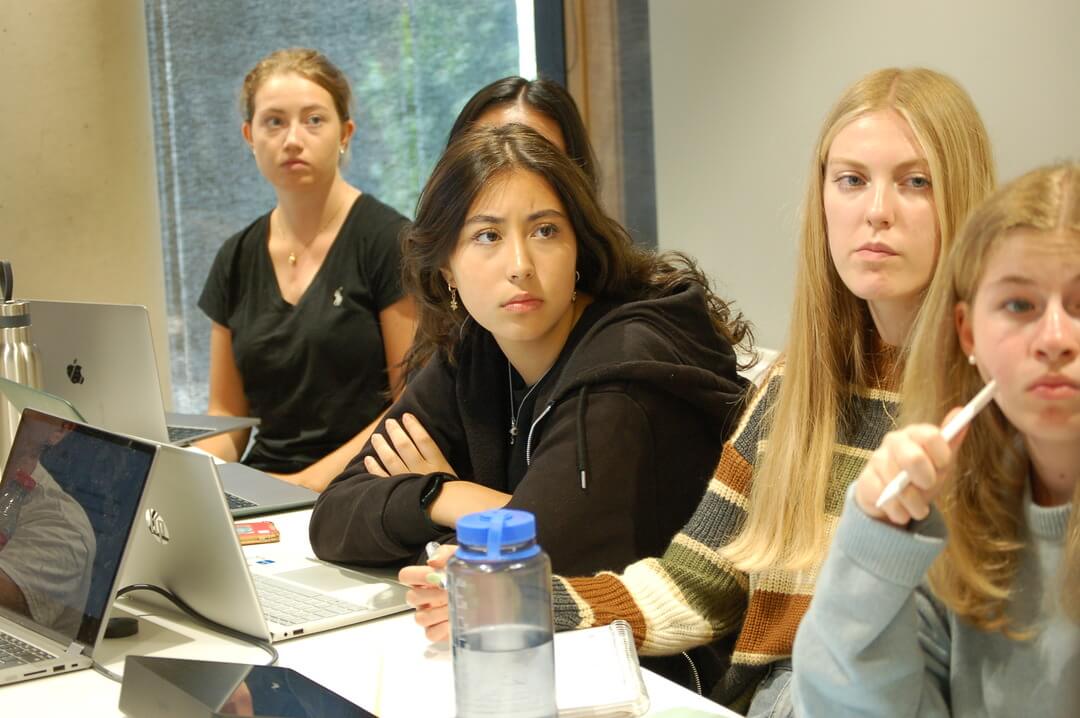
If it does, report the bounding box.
[555,620,650,717]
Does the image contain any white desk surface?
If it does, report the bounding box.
[2,508,738,717]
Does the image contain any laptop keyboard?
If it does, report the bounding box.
[226,492,258,510]
[252,575,365,628]
[166,425,207,443]
[0,631,54,668]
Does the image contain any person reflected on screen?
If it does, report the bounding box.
[0,421,95,638]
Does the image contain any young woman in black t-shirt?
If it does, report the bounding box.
[196,49,416,490]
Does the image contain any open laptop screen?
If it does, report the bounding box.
[0,409,156,648]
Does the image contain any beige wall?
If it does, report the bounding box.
[0,0,171,402]
[648,0,1080,349]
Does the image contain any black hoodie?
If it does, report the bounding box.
[309,284,750,575]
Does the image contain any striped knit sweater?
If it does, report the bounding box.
[551,362,899,713]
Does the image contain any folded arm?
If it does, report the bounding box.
[308,358,494,566]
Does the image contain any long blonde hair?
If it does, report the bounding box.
[903,162,1080,633]
[724,68,996,572]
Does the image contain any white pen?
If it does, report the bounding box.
[425,540,447,589]
[875,379,997,509]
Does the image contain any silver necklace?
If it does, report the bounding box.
[507,360,554,445]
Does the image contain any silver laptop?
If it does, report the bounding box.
[0,408,157,685]
[28,299,257,446]
[117,444,409,642]
[0,377,315,518]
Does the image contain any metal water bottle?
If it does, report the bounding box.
[0,261,44,466]
[448,509,556,718]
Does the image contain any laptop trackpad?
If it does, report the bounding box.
[275,566,403,608]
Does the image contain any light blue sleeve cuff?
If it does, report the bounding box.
[833,484,947,589]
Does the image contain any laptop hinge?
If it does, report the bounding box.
[66,642,86,656]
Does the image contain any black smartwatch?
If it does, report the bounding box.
[419,472,455,510]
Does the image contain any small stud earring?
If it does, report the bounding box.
[339,146,346,156]
[968,354,977,366]
[449,285,458,311]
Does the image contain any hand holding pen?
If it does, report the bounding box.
[397,541,456,642]
[856,380,997,526]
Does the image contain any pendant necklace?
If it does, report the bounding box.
[507,360,554,445]
[276,197,346,266]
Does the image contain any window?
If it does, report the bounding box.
[144,0,536,411]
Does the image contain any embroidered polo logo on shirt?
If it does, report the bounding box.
[332,287,344,306]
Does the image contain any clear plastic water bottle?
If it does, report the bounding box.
[448,509,556,718]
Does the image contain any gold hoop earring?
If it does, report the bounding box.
[572,270,580,303]
[449,286,458,311]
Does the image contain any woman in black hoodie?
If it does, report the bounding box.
[309,124,751,576]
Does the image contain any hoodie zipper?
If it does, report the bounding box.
[525,401,554,466]
[682,651,703,695]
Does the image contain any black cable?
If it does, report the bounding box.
[91,583,278,683]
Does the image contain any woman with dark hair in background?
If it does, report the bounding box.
[447,76,599,188]
[309,123,750,578]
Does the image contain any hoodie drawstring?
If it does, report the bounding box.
[576,386,589,490]
[524,387,591,492]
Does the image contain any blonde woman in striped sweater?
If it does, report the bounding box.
[401,67,996,716]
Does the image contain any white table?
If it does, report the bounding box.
[2,509,738,717]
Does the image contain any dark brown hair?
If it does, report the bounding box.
[240,48,352,123]
[402,123,751,375]
[447,76,599,190]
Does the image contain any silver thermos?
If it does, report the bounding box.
[0,261,44,467]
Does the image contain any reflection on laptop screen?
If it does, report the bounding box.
[0,409,156,647]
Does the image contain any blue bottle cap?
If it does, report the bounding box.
[455,509,538,561]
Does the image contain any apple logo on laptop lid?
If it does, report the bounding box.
[66,359,85,385]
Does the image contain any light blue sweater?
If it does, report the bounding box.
[791,485,1077,717]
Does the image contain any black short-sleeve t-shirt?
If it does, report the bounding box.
[198,193,409,473]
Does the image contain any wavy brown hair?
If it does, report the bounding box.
[401,123,751,376]
[905,162,1080,633]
